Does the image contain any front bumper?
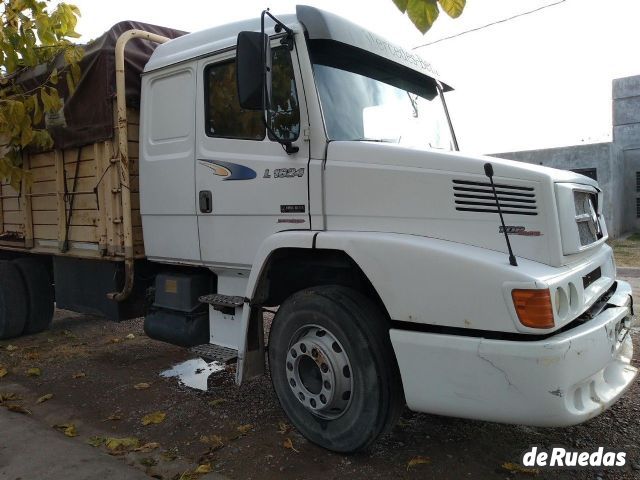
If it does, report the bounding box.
[390,280,636,426]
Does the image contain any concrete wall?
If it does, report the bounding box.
[493,143,622,237]
[613,76,640,234]
[492,74,640,238]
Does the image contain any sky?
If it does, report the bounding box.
[66,0,640,154]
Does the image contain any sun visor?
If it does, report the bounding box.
[296,5,452,91]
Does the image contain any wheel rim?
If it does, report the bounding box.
[285,325,353,419]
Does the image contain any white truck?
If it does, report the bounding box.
[0,6,635,452]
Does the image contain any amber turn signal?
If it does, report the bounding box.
[511,289,555,329]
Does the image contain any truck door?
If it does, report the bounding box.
[140,64,201,264]
[195,41,310,269]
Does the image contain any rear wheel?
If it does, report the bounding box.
[268,285,404,452]
[0,261,28,339]
[13,257,54,335]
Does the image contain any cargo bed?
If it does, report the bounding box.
[0,107,143,260]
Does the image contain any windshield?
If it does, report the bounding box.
[311,56,455,150]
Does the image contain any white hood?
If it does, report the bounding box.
[321,141,602,267]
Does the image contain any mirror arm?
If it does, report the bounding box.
[263,9,294,37]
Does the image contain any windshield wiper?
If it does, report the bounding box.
[406,92,419,118]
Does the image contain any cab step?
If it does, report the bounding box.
[199,293,245,308]
[190,343,238,364]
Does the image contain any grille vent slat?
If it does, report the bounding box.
[452,179,537,216]
[573,191,602,246]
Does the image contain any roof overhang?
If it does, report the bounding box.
[296,5,452,90]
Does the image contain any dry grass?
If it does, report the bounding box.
[609,233,640,267]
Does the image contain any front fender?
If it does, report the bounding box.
[314,231,544,333]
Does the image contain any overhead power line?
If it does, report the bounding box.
[412,0,567,49]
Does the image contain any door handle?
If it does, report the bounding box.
[199,190,212,213]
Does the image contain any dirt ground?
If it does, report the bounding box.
[609,233,640,268]
[1,296,640,479]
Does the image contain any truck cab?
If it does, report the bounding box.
[137,6,636,452]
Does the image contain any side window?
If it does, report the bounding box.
[205,60,264,140]
[269,47,300,142]
[205,47,300,141]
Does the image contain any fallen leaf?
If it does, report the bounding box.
[277,421,291,434]
[134,382,151,390]
[0,367,7,378]
[54,423,78,437]
[283,437,299,453]
[501,462,540,475]
[177,472,199,480]
[200,435,224,451]
[397,418,410,427]
[72,372,86,379]
[236,424,253,435]
[102,412,122,422]
[87,436,106,447]
[105,437,140,452]
[26,367,41,377]
[36,393,53,404]
[0,392,19,403]
[6,345,17,351]
[142,411,166,426]
[208,398,226,407]
[407,456,431,470]
[140,457,157,467]
[195,463,212,474]
[134,442,161,453]
[25,352,40,361]
[5,404,31,414]
[126,333,135,339]
[160,448,178,462]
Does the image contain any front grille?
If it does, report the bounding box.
[573,190,602,246]
[574,191,595,215]
[452,180,537,216]
[577,221,597,246]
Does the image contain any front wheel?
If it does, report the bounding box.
[268,285,404,452]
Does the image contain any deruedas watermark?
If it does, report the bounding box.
[522,446,627,468]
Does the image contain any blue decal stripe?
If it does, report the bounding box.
[199,159,257,180]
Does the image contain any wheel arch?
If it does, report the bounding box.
[251,247,388,315]
[237,232,392,384]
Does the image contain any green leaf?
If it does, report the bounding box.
[65,72,75,95]
[71,63,81,84]
[40,88,53,112]
[393,0,409,13]
[50,67,58,85]
[32,94,42,124]
[0,1,81,178]
[20,123,33,147]
[438,0,466,18]
[407,0,440,34]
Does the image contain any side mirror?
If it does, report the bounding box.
[236,31,271,111]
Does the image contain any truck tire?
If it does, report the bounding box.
[0,261,28,339]
[13,257,54,334]
[268,285,404,452]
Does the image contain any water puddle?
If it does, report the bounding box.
[160,358,224,391]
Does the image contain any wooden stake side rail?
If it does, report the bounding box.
[0,105,144,261]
